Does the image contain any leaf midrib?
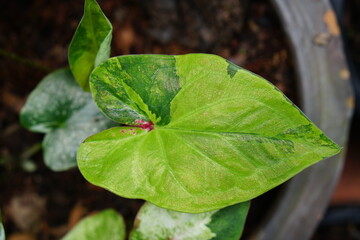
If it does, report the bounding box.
[155,130,193,194]
[86,125,295,148]
[158,126,280,140]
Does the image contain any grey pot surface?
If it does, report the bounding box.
[251,0,354,239]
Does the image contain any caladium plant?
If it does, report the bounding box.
[19,0,341,238]
[77,54,340,213]
[130,202,250,240]
[61,203,249,240]
[68,0,112,91]
[20,68,115,171]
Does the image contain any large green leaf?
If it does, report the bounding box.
[0,211,5,240]
[78,54,341,213]
[68,0,112,91]
[20,69,115,171]
[62,209,125,240]
[130,202,249,240]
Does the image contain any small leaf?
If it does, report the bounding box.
[21,69,115,171]
[68,0,112,91]
[78,54,341,213]
[130,202,250,240]
[21,69,91,133]
[207,202,250,240]
[0,211,5,240]
[62,209,125,240]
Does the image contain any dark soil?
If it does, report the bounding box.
[0,0,358,239]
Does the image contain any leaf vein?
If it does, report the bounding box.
[155,131,192,195]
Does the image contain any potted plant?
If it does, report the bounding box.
[17,0,352,239]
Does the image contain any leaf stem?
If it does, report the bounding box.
[0,49,53,72]
[20,142,42,160]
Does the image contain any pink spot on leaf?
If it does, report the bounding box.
[134,119,154,132]
[135,119,146,124]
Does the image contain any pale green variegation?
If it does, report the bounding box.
[130,202,250,240]
[21,69,91,133]
[78,53,340,213]
[0,211,5,240]
[62,209,125,240]
[68,0,112,91]
[20,69,115,171]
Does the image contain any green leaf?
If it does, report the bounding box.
[21,69,91,133]
[0,211,5,240]
[21,69,115,171]
[207,202,249,240]
[78,54,341,213]
[89,55,180,125]
[62,209,125,240]
[130,202,249,240]
[68,0,112,91]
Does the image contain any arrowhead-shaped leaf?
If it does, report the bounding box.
[62,209,125,240]
[130,201,249,240]
[20,69,115,171]
[78,54,341,213]
[68,0,112,91]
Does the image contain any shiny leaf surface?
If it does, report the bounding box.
[78,54,340,212]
